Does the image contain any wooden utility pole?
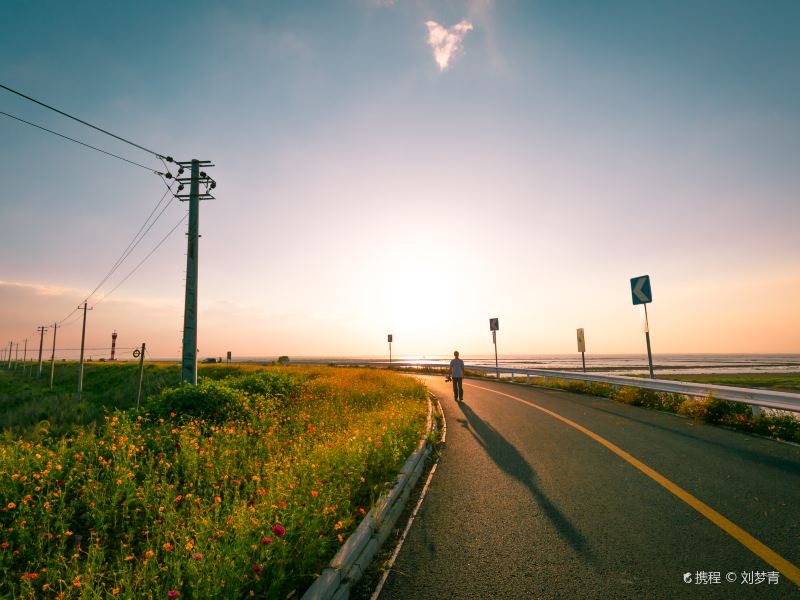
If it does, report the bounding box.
[49,323,59,389]
[77,302,92,399]
[136,342,146,409]
[36,326,47,378]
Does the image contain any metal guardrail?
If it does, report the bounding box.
[288,360,800,414]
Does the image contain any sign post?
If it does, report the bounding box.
[576,328,586,372]
[387,334,393,365]
[489,318,499,378]
[630,275,654,379]
[226,351,232,365]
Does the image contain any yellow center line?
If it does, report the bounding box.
[466,382,800,587]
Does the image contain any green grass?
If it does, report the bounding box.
[0,364,428,599]
[654,373,800,394]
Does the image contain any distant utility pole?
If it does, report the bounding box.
[136,342,146,409]
[36,326,48,378]
[176,159,215,385]
[77,302,92,399]
[49,323,59,389]
[6,341,11,368]
[21,339,27,375]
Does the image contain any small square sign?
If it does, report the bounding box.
[489,318,499,331]
[387,334,393,343]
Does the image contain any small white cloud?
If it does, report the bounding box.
[425,19,473,71]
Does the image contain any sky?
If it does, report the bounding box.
[0,0,798,361]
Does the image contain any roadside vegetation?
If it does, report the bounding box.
[0,364,428,599]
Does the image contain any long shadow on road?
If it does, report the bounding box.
[455,401,596,562]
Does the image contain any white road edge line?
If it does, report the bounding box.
[370,395,446,600]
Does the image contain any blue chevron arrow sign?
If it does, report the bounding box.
[630,275,652,305]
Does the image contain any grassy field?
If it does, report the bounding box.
[0,364,428,599]
[655,373,800,394]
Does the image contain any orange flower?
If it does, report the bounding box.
[311,490,318,498]
[6,503,16,510]
[163,542,174,551]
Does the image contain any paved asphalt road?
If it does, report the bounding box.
[378,376,800,599]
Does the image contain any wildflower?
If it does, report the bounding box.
[272,524,285,537]
[251,563,263,573]
[144,550,155,559]
[1,542,9,548]
[192,553,204,560]
[311,490,319,498]
[124,555,135,561]
[20,573,39,580]
[214,496,222,503]
[261,537,272,545]
[168,591,180,599]
[163,542,174,551]
[7,503,16,509]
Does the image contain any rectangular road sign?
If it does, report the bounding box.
[387,334,393,343]
[630,275,652,305]
[489,318,499,331]
[577,328,586,353]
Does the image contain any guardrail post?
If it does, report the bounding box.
[751,405,762,418]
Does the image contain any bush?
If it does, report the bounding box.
[145,378,250,420]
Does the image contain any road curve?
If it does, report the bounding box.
[377,376,800,599]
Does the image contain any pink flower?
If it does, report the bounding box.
[191,553,203,560]
[261,537,272,545]
[167,592,180,599]
[272,524,285,537]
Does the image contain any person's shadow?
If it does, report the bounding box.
[456,401,595,561]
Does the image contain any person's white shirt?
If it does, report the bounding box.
[449,357,464,378]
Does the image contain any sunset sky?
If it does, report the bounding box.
[1,1,798,360]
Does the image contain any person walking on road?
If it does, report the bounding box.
[449,350,465,402]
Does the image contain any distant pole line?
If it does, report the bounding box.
[0,83,169,159]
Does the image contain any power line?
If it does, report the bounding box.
[92,212,189,309]
[0,83,169,160]
[82,183,175,305]
[0,110,163,174]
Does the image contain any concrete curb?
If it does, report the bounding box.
[302,394,437,600]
